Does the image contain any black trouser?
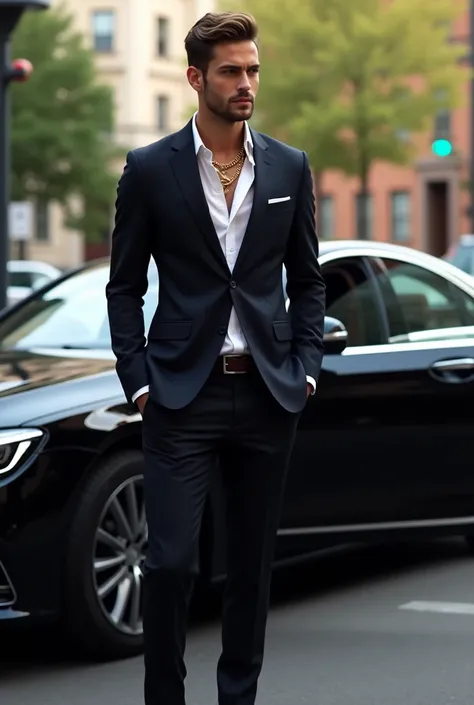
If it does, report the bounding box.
[141,363,301,705]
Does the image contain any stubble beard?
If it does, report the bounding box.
[203,82,254,124]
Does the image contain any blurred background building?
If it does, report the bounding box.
[318,9,470,256]
[25,0,215,268]
[17,1,472,267]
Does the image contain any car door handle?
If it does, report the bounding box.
[429,357,474,383]
[431,357,474,371]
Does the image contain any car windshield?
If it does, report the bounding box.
[0,263,159,351]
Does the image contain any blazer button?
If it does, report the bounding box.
[230,280,237,289]
[218,326,226,335]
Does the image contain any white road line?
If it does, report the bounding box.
[399,600,474,615]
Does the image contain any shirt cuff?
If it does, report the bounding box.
[306,376,317,395]
[131,385,150,404]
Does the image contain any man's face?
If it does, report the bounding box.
[195,41,260,123]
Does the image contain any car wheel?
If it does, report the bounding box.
[63,450,147,661]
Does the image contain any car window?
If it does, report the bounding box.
[0,263,159,350]
[8,271,33,288]
[323,257,384,347]
[373,257,474,343]
[30,273,52,289]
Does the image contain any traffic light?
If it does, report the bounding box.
[7,58,33,83]
[431,138,453,157]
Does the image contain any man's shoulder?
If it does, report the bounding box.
[127,120,193,165]
[253,130,305,163]
[128,132,177,164]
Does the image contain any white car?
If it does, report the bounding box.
[7,260,62,307]
[444,234,474,276]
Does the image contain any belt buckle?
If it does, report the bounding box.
[223,355,246,375]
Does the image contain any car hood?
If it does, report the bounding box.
[0,347,124,427]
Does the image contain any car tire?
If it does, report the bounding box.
[465,535,474,553]
[63,450,147,661]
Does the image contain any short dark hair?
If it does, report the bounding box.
[185,12,258,73]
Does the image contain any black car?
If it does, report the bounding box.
[2,240,474,661]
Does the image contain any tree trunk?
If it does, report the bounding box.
[359,171,369,240]
[353,81,370,241]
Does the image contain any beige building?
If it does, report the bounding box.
[23,0,215,268]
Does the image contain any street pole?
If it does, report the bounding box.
[0,35,10,311]
[471,0,474,233]
[0,0,49,312]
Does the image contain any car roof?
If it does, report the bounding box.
[14,240,474,308]
[7,260,62,274]
[319,240,417,256]
[83,241,422,270]
[70,240,474,290]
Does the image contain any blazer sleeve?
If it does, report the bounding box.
[106,150,151,403]
[284,151,326,383]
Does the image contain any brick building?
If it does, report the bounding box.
[23,0,215,267]
[317,8,471,256]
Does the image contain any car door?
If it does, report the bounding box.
[281,253,398,532]
[359,253,474,523]
[280,248,474,539]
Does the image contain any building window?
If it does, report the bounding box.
[35,200,49,241]
[318,195,334,240]
[434,109,451,139]
[355,193,372,240]
[390,191,411,242]
[157,95,170,132]
[92,10,115,53]
[157,17,170,58]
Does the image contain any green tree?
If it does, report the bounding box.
[10,4,124,242]
[233,0,466,238]
[228,0,354,234]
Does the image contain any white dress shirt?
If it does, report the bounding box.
[132,114,315,403]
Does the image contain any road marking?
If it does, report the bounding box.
[399,600,474,615]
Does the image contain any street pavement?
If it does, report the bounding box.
[1,539,474,704]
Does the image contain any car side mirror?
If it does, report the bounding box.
[323,316,348,355]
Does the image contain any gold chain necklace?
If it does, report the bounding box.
[212,147,246,194]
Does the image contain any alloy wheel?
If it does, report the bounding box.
[92,475,147,635]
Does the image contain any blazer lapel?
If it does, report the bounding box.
[234,131,273,276]
[170,121,230,272]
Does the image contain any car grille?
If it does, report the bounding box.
[0,560,15,606]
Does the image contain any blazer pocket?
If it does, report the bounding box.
[267,200,293,213]
[268,196,291,204]
[148,320,193,340]
[273,320,293,341]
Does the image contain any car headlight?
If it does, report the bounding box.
[0,428,45,480]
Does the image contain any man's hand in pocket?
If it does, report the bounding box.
[136,392,149,416]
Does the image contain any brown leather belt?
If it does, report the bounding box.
[214,354,254,374]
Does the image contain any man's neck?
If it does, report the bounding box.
[195,111,245,160]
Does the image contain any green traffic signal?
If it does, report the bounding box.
[432,138,452,157]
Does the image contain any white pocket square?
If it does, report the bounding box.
[268,196,291,204]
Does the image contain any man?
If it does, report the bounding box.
[106,11,326,705]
